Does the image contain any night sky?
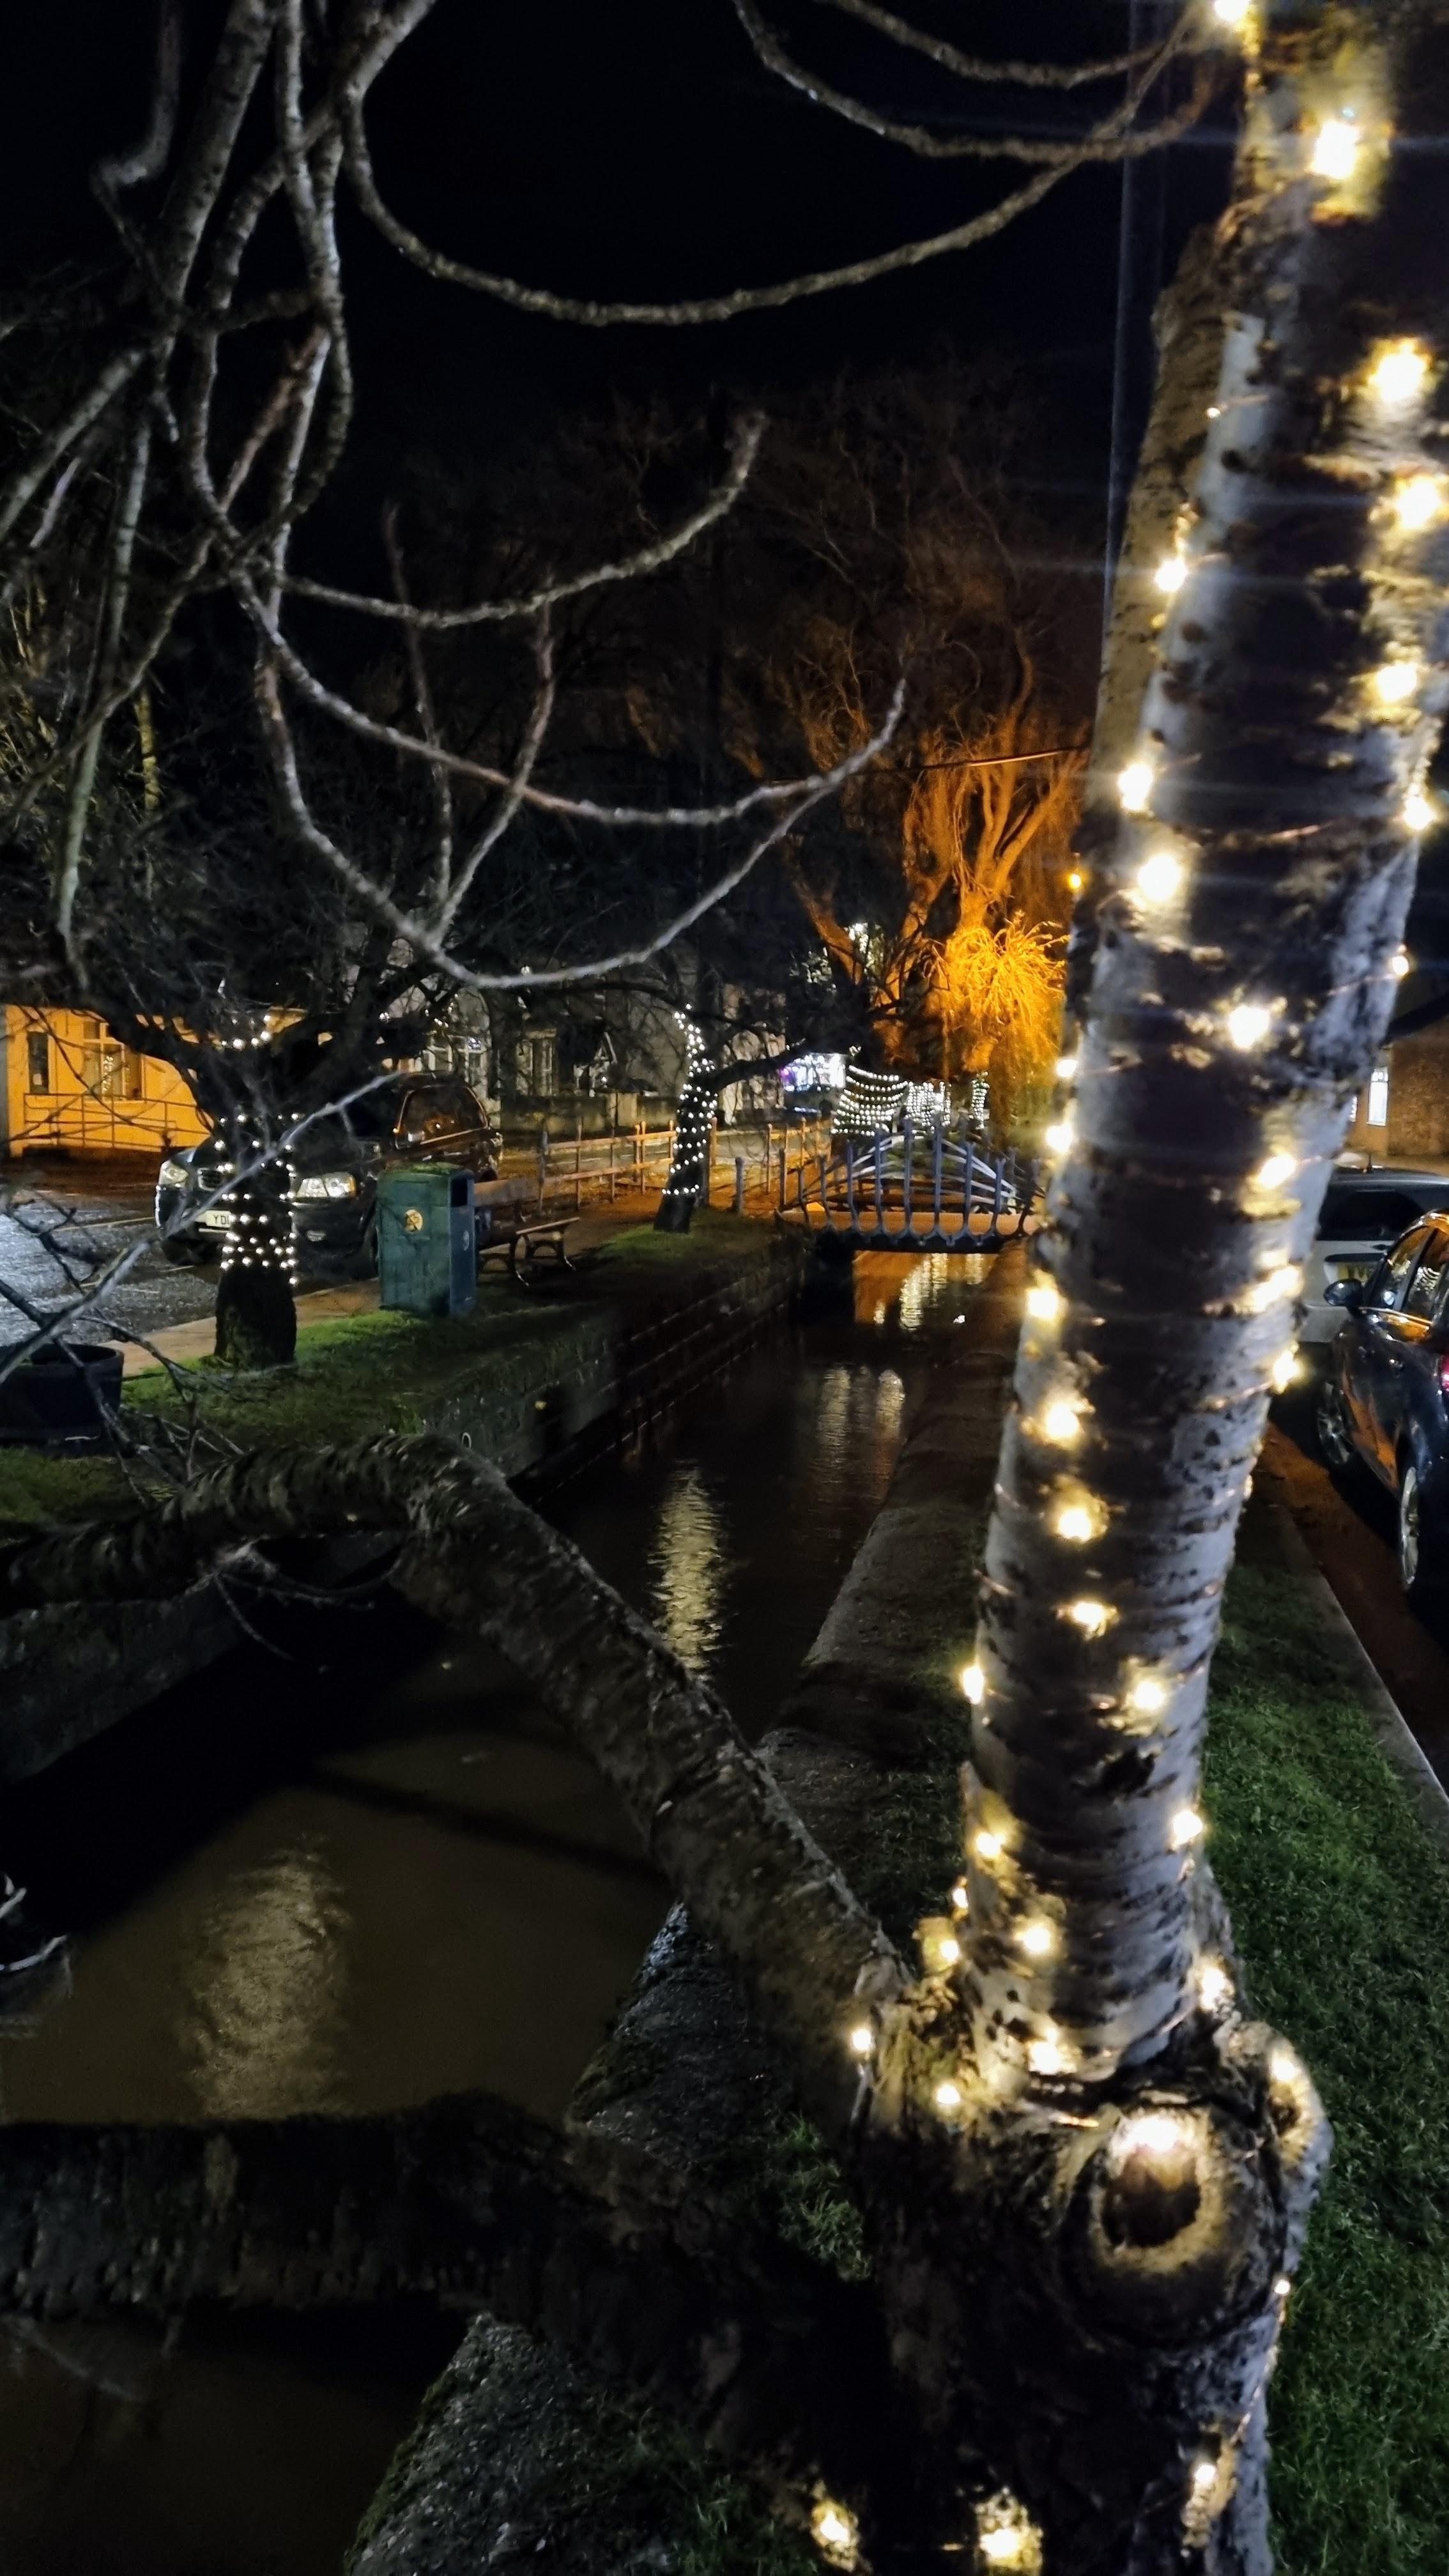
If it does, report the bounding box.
[4,0,1444,970]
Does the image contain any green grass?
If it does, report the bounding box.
[1207,1558,1449,2575]
[589,1210,777,1271]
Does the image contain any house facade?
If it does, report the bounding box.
[0,1006,208,1160]
[1341,1012,1449,1167]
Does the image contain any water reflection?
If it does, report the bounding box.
[854,1248,993,1329]
[179,1839,349,2120]
[647,1464,728,1673]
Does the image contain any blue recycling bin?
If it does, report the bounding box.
[376,1166,477,1317]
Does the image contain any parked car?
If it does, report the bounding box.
[1315,1206,1449,1602]
[1300,1167,1449,1359]
[155,1075,500,1275]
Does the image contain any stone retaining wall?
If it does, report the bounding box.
[0,1234,804,1784]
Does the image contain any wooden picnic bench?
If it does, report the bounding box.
[478,1213,576,1284]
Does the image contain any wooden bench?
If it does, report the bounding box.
[478,1215,576,1284]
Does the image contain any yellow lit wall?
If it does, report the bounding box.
[3,1006,208,1160]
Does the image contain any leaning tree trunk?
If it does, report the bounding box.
[213,1114,298,1368]
[867,9,1449,2570]
[654,1025,719,1233]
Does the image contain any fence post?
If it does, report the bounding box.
[901,1112,914,1241]
[734,1155,745,1215]
[778,1145,787,1210]
[574,1112,583,1212]
[932,1119,944,1239]
[538,1123,548,1208]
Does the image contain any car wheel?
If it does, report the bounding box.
[1397,1464,1446,1607]
[340,1217,378,1281]
[1315,1374,1360,1475]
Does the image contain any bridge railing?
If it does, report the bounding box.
[783,1116,1038,1248]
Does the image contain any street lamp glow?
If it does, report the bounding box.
[1136,848,1184,905]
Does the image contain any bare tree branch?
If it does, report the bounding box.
[280,411,767,625]
[0,1435,906,2145]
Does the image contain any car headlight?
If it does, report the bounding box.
[292,1172,360,1201]
[158,1158,190,1190]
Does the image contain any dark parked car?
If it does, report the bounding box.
[156,1075,500,1276]
[1315,1205,1449,1603]
[1300,1167,1449,1358]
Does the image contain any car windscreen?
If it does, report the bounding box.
[1316,1184,1449,1241]
[299,1084,405,1153]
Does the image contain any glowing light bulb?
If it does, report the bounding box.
[1025,1279,1064,1324]
[1044,1117,1075,1155]
[1066,868,1085,893]
[1118,760,1154,814]
[1391,947,1411,979]
[1064,1597,1114,1637]
[1213,0,1250,22]
[1226,1002,1273,1051]
[1270,1346,1301,1393]
[974,1829,1004,1864]
[1198,1959,1232,2012]
[1054,1052,1078,1079]
[1310,116,1358,183]
[1372,659,1420,707]
[961,1660,986,1704]
[950,1880,970,1912]
[811,2500,859,2560]
[1255,1151,1297,1190]
[1114,2109,1191,2166]
[1040,1399,1082,1446]
[1246,1263,1303,1314]
[1169,1805,1206,1850]
[1368,339,1430,406]
[1054,1503,1094,1544]
[1274,2274,1292,2301]
[937,1933,961,1967]
[1130,1674,1170,1716]
[1154,555,1187,595]
[934,2078,963,2113]
[848,2023,875,2060]
[1018,1917,1055,1959]
[976,2496,1041,2572]
[1136,848,1184,905]
[1269,2045,1300,2089]
[1404,787,1436,834]
[1392,473,1446,533]
[1027,2028,1073,2077]
[1192,2457,1219,2496]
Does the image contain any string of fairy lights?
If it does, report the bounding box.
[809,15,1425,2566]
[215,1121,300,1292]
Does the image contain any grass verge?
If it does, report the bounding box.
[1207,1552,1449,2575]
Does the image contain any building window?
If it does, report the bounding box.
[1368,1062,1390,1128]
[26,1030,50,1094]
[525,1032,555,1097]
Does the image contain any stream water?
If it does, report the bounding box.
[0,1251,990,2576]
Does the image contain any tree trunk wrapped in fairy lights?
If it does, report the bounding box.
[654,1021,719,1233]
[213,1117,298,1368]
[5,12,1449,2575]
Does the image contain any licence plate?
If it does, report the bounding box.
[197,1209,234,1230]
[1328,1257,1376,1282]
